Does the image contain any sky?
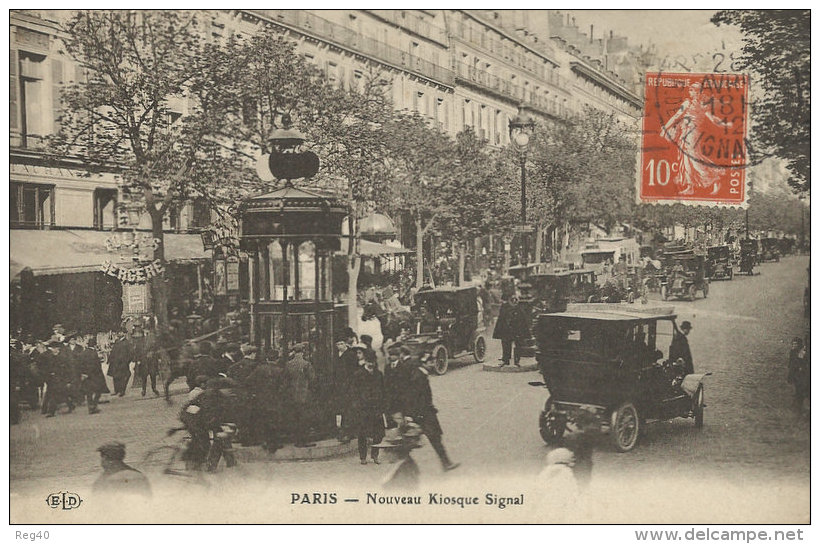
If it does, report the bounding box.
[561,10,745,66]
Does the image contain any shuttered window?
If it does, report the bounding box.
[10,49,19,131]
[51,58,63,133]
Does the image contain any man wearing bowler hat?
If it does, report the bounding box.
[669,320,694,375]
[92,442,151,497]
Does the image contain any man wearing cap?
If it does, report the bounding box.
[107,333,133,397]
[384,344,410,423]
[188,341,221,384]
[351,351,386,464]
[79,337,108,414]
[92,442,151,497]
[226,344,259,382]
[669,320,694,375]
[244,348,286,450]
[404,353,460,471]
[336,334,359,442]
[219,343,242,375]
[43,340,73,416]
[285,343,317,448]
[493,295,528,366]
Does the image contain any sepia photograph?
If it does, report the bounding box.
[7,6,811,530]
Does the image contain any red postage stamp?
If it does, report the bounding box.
[638,72,750,206]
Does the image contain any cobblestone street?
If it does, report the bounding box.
[11,257,810,524]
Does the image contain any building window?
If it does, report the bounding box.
[10,182,54,229]
[16,50,48,148]
[93,188,117,230]
[191,199,212,230]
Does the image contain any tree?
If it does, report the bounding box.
[379,113,455,289]
[307,70,396,329]
[52,11,250,331]
[712,10,810,194]
[436,128,510,284]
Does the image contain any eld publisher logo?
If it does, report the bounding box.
[45,491,83,510]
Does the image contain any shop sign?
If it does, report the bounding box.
[226,257,240,292]
[100,260,164,284]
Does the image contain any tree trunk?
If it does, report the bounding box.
[534,221,543,264]
[149,207,169,333]
[415,217,424,289]
[347,254,361,333]
[457,243,465,286]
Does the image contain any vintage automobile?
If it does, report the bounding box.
[759,237,781,262]
[738,239,758,275]
[660,252,709,301]
[531,304,710,452]
[403,286,488,375]
[515,269,599,358]
[706,245,734,280]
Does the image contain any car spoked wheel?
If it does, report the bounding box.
[688,284,697,301]
[432,345,449,375]
[539,402,565,445]
[472,335,487,363]
[611,402,640,452]
[693,386,705,428]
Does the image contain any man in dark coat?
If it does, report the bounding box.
[92,442,151,498]
[352,355,386,464]
[43,340,73,416]
[136,335,162,397]
[226,344,259,382]
[219,343,241,376]
[78,337,108,414]
[188,341,221,384]
[336,333,360,442]
[31,341,51,414]
[669,320,694,375]
[403,353,459,471]
[62,333,84,409]
[244,349,287,450]
[384,344,410,421]
[107,334,133,397]
[285,343,316,447]
[787,336,810,414]
[493,295,528,366]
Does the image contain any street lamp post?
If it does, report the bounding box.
[509,107,536,266]
[745,180,753,239]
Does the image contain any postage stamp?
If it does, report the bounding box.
[638,72,750,206]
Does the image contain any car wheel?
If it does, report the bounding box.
[472,335,487,364]
[693,386,705,428]
[703,282,709,298]
[610,402,640,452]
[661,285,668,301]
[539,402,565,445]
[432,345,448,375]
[688,284,697,301]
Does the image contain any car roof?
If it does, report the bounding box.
[544,303,677,322]
[415,285,476,294]
[532,269,594,278]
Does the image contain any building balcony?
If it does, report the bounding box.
[249,10,454,86]
[449,22,564,88]
[452,62,566,118]
[365,10,448,45]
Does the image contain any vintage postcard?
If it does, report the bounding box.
[8,8,810,529]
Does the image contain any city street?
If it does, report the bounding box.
[11,256,810,523]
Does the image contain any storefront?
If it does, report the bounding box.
[10,229,210,338]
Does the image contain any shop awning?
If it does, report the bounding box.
[335,239,413,257]
[10,229,211,280]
